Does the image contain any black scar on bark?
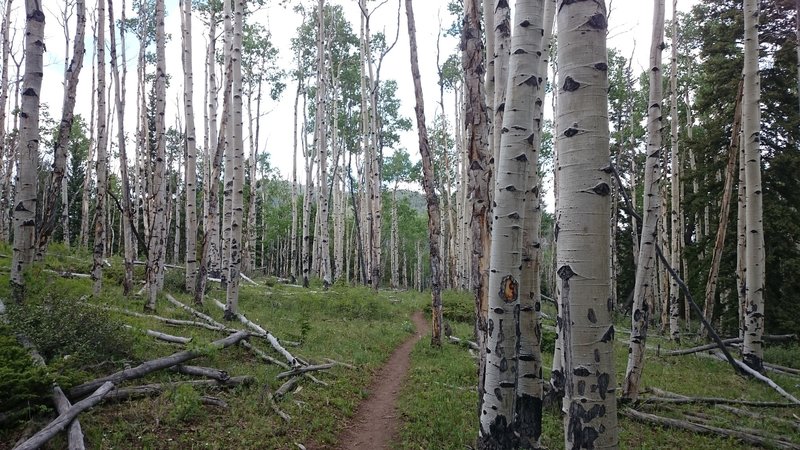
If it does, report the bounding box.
[478,414,516,450]
[567,402,602,450]
[587,308,597,324]
[558,265,576,280]
[573,367,591,377]
[591,182,611,196]
[594,62,608,71]
[597,372,611,400]
[587,13,607,30]
[515,394,543,449]
[499,275,518,302]
[600,325,615,343]
[633,309,642,322]
[22,88,38,97]
[577,380,586,396]
[594,349,600,363]
[564,127,579,138]
[563,76,580,92]
[515,152,529,162]
[488,318,494,337]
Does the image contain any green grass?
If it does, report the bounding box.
[1,256,799,449]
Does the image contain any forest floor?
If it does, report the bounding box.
[1,245,800,449]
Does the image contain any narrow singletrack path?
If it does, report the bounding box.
[334,310,428,450]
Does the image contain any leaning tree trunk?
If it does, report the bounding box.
[181,0,198,294]
[742,0,765,373]
[91,0,108,297]
[11,0,45,302]
[622,0,665,402]
[703,82,743,337]
[145,0,168,311]
[36,0,85,260]
[224,0,245,320]
[107,0,135,296]
[406,0,444,347]
[555,1,619,448]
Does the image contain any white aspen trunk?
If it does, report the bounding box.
[36,0,85,258]
[492,0,511,175]
[224,0,245,319]
[91,0,108,296]
[358,7,372,287]
[108,0,135,295]
[415,240,422,292]
[11,0,45,301]
[406,0,443,344]
[478,1,543,446]
[0,0,11,243]
[314,0,331,288]
[742,0,765,372]
[556,1,618,447]
[290,80,301,283]
[622,0,665,401]
[145,0,168,311]
[181,0,198,294]
[736,129,746,340]
[390,187,399,289]
[301,85,314,288]
[668,0,682,338]
[484,0,495,176]
[245,81,260,275]
[206,15,221,280]
[79,38,97,250]
[796,0,799,117]
[220,0,233,287]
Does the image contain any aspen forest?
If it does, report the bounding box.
[3,0,800,448]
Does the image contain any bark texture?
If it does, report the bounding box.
[742,0,765,372]
[91,0,108,296]
[405,0,444,347]
[555,1,618,447]
[622,0,665,401]
[182,0,198,294]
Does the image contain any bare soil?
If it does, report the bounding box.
[332,310,428,450]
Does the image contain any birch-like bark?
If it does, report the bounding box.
[11,0,45,301]
[390,187,399,288]
[742,0,765,372]
[0,0,12,243]
[79,39,96,250]
[290,80,301,283]
[736,130,746,340]
[478,1,543,446]
[91,0,108,296]
[556,1,618,447]
[220,0,233,287]
[622,0,665,401]
[181,0,198,294]
[36,0,85,259]
[301,87,314,288]
[668,0,681,338]
[406,0,443,345]
[492,0,511,172]
[224,0,245,319]
[703,82,743,336]
[145,0,168,310]
[108,0,135,295]
[205,15,221,280]
[314,0,332,288]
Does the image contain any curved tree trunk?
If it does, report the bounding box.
[742,0,765,372]
[555,1,619,447]
[622,0,665,402]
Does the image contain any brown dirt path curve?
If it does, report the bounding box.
[333,310,428,450]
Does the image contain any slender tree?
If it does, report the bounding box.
[182,0,198,294]
[91,0,108,296]
[0,0,11,243]
[145,0,168,311]
[668,0,681,340]
[11,0,45,301]
[555,0,618,447]
[314,0,332,288]
[742,0,765,372]
[405,0,444,346]
[36,0,85,258]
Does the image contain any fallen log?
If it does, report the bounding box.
[173,365,230,382]
[324,358,356,369]
[621,407,800,449]
[448,335,480,351]
[664,335,798,356]
[44,269,92,279]
[102,376,254,402]
[764,362,800,376]
[276,363,336,380]
[17,335,85,450]
[240,340,291,369]
[200,396,228,408]
[13,382,114,450]
[210,298,299,367]
[275,377,301,398]
[83,302,230,333]
[122,324,192,344]
[69,331,249,398]
[640,396,798,408]
[713,352,800,405]
[165,294,219,325]
[240,273,259,286]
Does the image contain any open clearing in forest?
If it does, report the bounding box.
[1,249,800,449]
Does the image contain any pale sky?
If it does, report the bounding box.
[5,0,697,204]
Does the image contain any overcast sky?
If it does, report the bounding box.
[6,0,697,208]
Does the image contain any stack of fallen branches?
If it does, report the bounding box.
[623,387,800,449]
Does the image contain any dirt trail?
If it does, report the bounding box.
[334,310,428,450]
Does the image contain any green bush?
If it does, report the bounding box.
[163,267,188,293]
[6,296,134,367]
[0,325,52,419]
[168,384,204,423]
